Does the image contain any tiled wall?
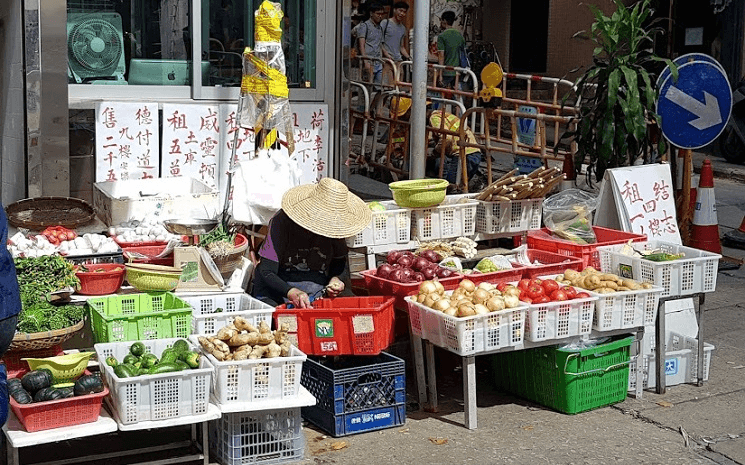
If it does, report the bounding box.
[0,0,26,205]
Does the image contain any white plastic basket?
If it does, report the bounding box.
[345,201,412,247]
[598,240,721,298]
[179,292,274,335]
[94,338,212,424]
[410,194,478,241]
[405,294,528,356]
[475,198,543,234]
[592,285,664,331]
[628,332,714,391]
[189,335,307,406]
[524,294,596,342]
[209,407,305,465]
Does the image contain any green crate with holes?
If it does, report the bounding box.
[491,336,634,414]
[87,292,192,343]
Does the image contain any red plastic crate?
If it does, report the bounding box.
[1,346,64,379]
[457,266,524,286]
[75,263,126,295]
[9,370,108,432]
[274,296,396,356]
[527,226,646,270]
[113,237,168,248]
[360,269,463,309]
[511,249,584,279]
[122,244,174,266]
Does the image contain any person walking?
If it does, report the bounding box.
[353,3,387,84]
[381,2,410,63]
[436,10,465,91]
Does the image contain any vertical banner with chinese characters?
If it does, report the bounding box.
[95,102,160,182]
[161,104,221,190]
[218,103,329,204]
[594,164,681,244]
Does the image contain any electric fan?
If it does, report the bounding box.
[67,12,126,84]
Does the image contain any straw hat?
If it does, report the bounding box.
[282,178,372,239]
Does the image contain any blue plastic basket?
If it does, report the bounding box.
[301,352,406,437]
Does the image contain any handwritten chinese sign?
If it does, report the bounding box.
[161,104,221,189]
[594,164,681,244]
[95,102,159,182]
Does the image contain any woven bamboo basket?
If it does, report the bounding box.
[211,233,249,276]
[10,319,85,351]
[5,197,95,229]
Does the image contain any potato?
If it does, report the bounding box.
[621,278,641,290]
[595,287,616,294]
[598,280,619,290]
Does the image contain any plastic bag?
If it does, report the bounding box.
[237,1,295,155]
[474,255,513,273]
[542,189,599,245]
[231,148,301,225]
[439,256,463,271]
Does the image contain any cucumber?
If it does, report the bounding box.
[148,362,183,375]
[159,348,178,364]
[129,342,146,357]
[113,363,137,379]
[105,356,118,367]
[174,360,190,371]
[140,353,159,369]
[123,354,139,365]
[183,351,200,369]
[172,339,190,354]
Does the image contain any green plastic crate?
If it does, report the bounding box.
[87,292,192,343]
[491,336,633,414]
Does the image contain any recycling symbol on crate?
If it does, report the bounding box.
[665,358,679,376]
[315,319,334,338]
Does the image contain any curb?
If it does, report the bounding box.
[694,164,745,183]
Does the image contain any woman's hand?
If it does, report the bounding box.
[287,288,311,308]
[326,277,345,297]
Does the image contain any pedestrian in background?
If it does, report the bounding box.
[353,3,387,84]
[436,11,465,91]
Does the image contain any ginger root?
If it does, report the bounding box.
[233,316,258,334]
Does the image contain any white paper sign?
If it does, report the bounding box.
[161,104,221,189]
[95,102,159,182]
[594,164,680,244]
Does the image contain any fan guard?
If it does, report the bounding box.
[68,18,122,72]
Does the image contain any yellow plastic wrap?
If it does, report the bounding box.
[236,1,294,154]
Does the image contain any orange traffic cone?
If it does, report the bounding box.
[689,159,722,254]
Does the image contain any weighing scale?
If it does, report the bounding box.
[163,218,225,291]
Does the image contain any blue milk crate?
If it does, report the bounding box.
[300,352,406,437]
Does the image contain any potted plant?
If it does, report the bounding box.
[561,0,674,182]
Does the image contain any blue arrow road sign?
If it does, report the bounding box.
[656,53,726,90]
[657,60,732,149]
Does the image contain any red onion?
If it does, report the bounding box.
[436,267,453,278]
[376,263,393,279]
[413,257,430,271]
[422,267,437,280]
[387,251,403,265]
[397,255,413,268]
[389,268,406,282]
[413,272,425,282]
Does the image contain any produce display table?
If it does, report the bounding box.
[3,403,221,465]
[416,326,646,430]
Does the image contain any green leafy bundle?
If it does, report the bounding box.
[562,0,675,182]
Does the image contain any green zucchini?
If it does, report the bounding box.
[105,356,119,367]
[183,351,200,369]
[129,341,146,357]
[173,360,190,371]
[159,348,178,364]
[113,363,138,379]
[148,362,183,375]
[140,353,159,369]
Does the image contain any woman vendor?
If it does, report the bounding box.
[0,207,22,426]
[251,178,371,308]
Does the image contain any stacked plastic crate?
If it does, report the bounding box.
[274,296,407,437]
[180,292,313,465]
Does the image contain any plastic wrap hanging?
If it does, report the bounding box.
[237,1,295,154]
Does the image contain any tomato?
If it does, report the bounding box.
[521,296,533,304]
[58,233,68,241]
[575,292,591,299]
[526,284,545,299]
[541,279,560,294]
[528,278,543,288]
[69,231,78,239]
[550,289,568,301]
[563,286,578,299]
[533,295,551,304]
[496,282,510,292]
[517,279,531,291]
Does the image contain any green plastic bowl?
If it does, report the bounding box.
[389,179,449,208]
[125,264,182,292]
[23,352,93,387]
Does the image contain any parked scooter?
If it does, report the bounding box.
[715,77,745,164]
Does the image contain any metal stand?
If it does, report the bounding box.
[655,292,707,394]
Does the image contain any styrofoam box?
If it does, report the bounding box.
[592,285,664,331]
[346,200,411,248]
[410,194,478,241]
[405,293,528,356]
[209,407,305,465]
[524,294,596,342]
[93,177,219,227]
[598,240,721,298]
[178,292,274,335]
[190,336,307,405]
[475,198,543,235]
[628,332,714,391]
[94,338,212,424]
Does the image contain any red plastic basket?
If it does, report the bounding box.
[112,237,168,248]
[274,296,396,356]
[527,227,647,270]
[122,244,174,266]
[9,370,108,432]
[75,263,126,295]
[1,346,64,379]
[511,249,584,279]
[457,266,525,286]
[360,269,463,309]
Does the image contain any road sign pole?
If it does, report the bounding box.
[677,148,693,244]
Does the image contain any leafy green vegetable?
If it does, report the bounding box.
[198,224,235,249]
[14,255,80,308]
[17,303,84,334]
